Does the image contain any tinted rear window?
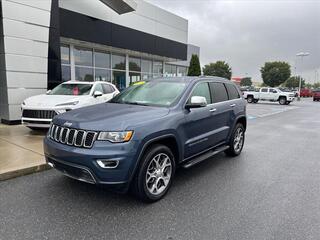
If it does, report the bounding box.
[209,82,229,103]
[225,84,240,100]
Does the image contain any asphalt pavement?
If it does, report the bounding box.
[1,99,319,240]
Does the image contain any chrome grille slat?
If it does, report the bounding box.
[50,124,97,149]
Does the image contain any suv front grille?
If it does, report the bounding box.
[22,110,57,119]
[49,124,98,148]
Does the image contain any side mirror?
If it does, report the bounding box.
[93,91,103,98]
[186,96,207,109]
[46,90,51,94]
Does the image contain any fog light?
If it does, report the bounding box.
[96,160,119,169]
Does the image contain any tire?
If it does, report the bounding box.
[253,99,259,104]
[131,144,176,202]
[225,123,245,157]
[279,97,286,105]
[247,96,254,103]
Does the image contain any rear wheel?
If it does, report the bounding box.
[131,144,175,202]
[279,97,287,105]
[247,96,254,103]
[225,123,245,157]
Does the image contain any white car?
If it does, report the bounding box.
[243,87,295,105]
[21,81,119,129]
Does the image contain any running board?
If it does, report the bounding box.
[181,145,230,169]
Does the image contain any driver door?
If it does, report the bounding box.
[182,82,216,158]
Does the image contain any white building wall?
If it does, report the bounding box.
[59,0,188,44]
[0,0,52,121]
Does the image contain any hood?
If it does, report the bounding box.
[53,103,170,131]
[24,94,88,108]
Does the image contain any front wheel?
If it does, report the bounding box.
[131,144,175,202]
[225,123,245,157]
[279,97,287,105]
[247,96,254,103]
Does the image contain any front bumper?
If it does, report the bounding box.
[22,118,52,128]
[44,136,140,191]
[287,97,295,102]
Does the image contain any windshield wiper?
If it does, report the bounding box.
[123,101,150,106]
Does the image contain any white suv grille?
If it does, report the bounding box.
[49,124,98,148]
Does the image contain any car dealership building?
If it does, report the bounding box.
[0,0,199,124]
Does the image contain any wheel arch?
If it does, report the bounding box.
[128,133,182,186]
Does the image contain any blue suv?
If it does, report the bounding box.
[44,77,246,202]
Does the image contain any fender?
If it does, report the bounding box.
[227,115,247,141]
[126,131,182,187]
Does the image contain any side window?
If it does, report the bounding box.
[189,82,212,104]
[269,88,277,93]
[209,82,228,103]
[261,88,268,93]
[93,83,104,93]
[225,84,240,100]
[102,84,114,94]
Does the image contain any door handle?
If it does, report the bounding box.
[209,108,217,112]
[230,104,236,107]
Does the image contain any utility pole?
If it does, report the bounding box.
[296,52,310,101]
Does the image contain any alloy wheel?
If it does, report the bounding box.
[233,127,244,153]
[145,153,172,196]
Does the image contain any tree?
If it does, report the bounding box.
[187,54,201,76]
[260,61,291,87]
[203,61,232,79]
[240,77,252,86]
[284,76,305,88]
[314,82,320,89]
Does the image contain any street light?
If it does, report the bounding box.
[296,52,310,100]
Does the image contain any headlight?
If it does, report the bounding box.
[55,101,79,107]
[97,131,133,143]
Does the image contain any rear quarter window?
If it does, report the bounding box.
[225,84,240,100]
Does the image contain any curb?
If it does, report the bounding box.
[0,164,52,181]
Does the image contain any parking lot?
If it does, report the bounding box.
[1,98,320,240]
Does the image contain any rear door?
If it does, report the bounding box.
[260,88,269,99]
[208,82,232,146]
[224,83,241,136]
[102,83,116,101]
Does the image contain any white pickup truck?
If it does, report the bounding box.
[243,87,295,105]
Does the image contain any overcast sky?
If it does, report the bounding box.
[145,0,320,83]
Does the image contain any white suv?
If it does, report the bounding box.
[21,81,119,129]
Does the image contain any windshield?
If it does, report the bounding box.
[110,81,187,107]
[49,84,93,96]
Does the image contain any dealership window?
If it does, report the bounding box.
[112,54,126,70]
[94,50,111,82]
[113,71,126,91]
[61,45,71,82]
[164,64,177,77]
[177,66,187,77]
[153,61,163,78]
[74,47,94,81]
[141,59,152,80]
